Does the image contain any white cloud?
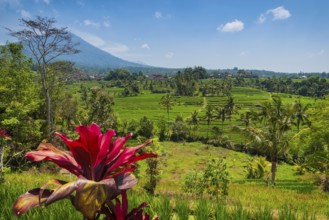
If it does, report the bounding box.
[102,43,129,54]
[73,30,105,47]
[73,30,130,55]
[269,6,291,20]
[154,11,172,19]
[141,43,150,50]
[217,19,244,33]
[165,52,174,59]
[83,19,100,28]
[258,6,291,24]
[20,9,31,18]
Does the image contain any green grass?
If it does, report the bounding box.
[2,142,329,219]
[152,142,329,219]
[68,82,316,144]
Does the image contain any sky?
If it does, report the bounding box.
[0,0,329,73]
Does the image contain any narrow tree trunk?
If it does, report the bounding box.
[45,88,52,133]
[40,67,52,134]
[271,161,277,186]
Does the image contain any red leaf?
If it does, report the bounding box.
[105,133,132,165]
[75,123,101,164]
[95,129,115,167]
[108,140,153,171]
[25,143,82,176]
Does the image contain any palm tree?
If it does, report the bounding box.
[224,96,239,125]
[159,93,176,135]
[293,98,311,132]
[188,110,200,140]
[234,96,294,185]
[160,93,176,122]
[204,104,214,138]
[215,107,227,129]
[189,110,199,125]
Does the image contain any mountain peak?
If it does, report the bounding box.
[59,33,148,69]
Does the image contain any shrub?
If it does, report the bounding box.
[183,158,229,199]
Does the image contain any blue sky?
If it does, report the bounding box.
[0,0,328,73]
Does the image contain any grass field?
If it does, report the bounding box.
[2,142,329,219]
[71,81,315,143]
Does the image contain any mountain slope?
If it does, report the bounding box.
[58,34,147,69]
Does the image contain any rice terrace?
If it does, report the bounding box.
[1,1,329,220]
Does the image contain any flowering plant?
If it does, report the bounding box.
[13,123,157,219]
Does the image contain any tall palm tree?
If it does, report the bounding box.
[204,104,214,138]
[234,96,294,185]
[160,93,176,122]
[188,110,200,140]
[293,98,311,132]
[159,93,176,135]
[215,107,227,129]
[224,96,239,125]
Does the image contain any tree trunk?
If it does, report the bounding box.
[45,88,52,133]
[271,161,277,186]
[40,67,52,134]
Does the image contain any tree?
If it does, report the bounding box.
[0,43,42,170]
[224,96,239,125]
[8,16,79,133]
[234,96,294,185]
[137,116,154,139]
[171,116,189,142]
[189,110,200,126]
[204,104,214,138]
[85,87,116,129]
[188,110,200,140]
[215,107,227,129]
[292,100,329,191]
[292,98,311,132]
[159,94,176,136]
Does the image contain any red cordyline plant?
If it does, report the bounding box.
[12,123,158,220]
[0,129,12,140]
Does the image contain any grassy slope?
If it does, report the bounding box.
[150,141,329,218]
[3,142,328,219]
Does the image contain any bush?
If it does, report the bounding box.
[244,156,270,180]
[171,117,189,142]
[183,158,229,199]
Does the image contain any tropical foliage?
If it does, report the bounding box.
[13,123,157,219]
